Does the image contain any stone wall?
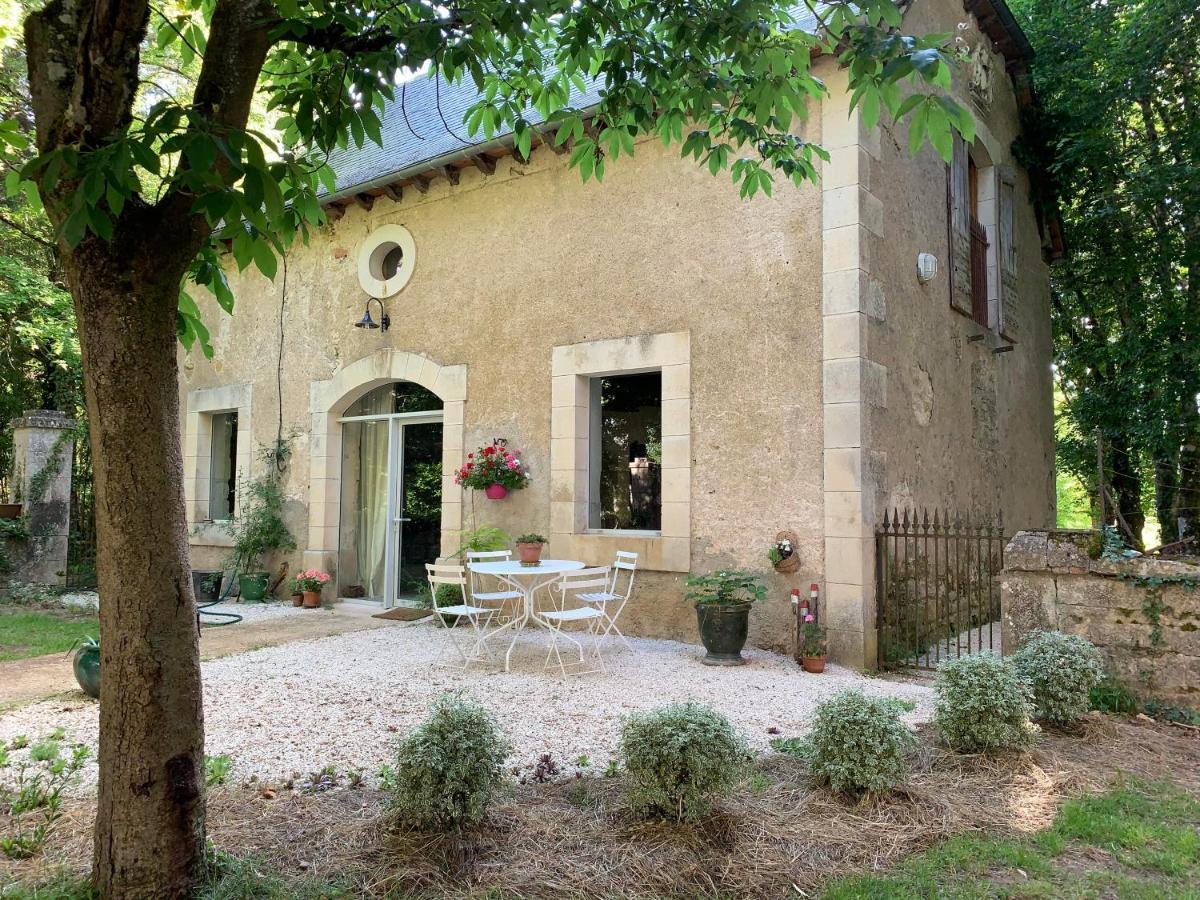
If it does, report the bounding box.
[2,410,75,586]
[1002,530,1200,707]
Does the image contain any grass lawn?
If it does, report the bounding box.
[825,780,1200,899]
[0,608,98,661]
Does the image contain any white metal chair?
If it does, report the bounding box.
[541,566,610,675]
[572,550,638,652]
[426,563,497,668]
[466,550,523,622]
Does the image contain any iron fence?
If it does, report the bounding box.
[875,508,1006,670]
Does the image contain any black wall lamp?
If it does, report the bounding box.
[355,297,390,332]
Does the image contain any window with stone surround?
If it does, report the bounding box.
[207,411,238,521]
[550,332,690,572]
[588,372,662,531]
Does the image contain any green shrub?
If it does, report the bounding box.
[807,690,917,795]
[388,692,509,832]
[934,652,1036,752]
[618,702,748,821]
[1011,631,1104,727]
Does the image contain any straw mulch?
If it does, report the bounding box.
[4,715,1198,898]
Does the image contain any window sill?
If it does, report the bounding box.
[584,528,662,537]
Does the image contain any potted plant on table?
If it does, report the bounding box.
[454,439,530,500]
[222,470,295,603]
[798,615,828,673]
[685,570,766,666]
[515,533,547,566]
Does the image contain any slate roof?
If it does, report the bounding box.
[323,2,1033,202]
[323,5,821,202]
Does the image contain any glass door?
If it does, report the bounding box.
[390,420,444,606]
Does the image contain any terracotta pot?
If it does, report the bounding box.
[484,483,508,500]
[801,655,827,674]
[696,603,750,666]
[517,542,544,565]
[291,593,304,607]
[0,503,21,520]
[302,590,322,608]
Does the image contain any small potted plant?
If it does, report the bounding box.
[685,570,766,666]
[73,636,100,699]
[515,533,547,566]
[768,531,801,574]
[292,569,331,608]
[798,615,828,673]
[453,439,531,500]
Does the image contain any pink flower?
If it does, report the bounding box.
[804,614,815,622]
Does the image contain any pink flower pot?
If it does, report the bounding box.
[484,484,508,500]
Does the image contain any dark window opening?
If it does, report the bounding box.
[588,372,662,531]
[381,244,404,280]
[208,411,238,520]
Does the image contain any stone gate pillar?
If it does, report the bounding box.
[8,410,75,585]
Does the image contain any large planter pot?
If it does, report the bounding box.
[801,655,827,674]
[484,483,509,500]
[696,603,751,666]
[238,572,270,603]
[302,590,322,608]
[0,503,21,520]
[191,569,223,603]
[516,542,544,565]
[73,643,100,699]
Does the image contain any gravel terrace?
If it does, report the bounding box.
[0,622,935,790]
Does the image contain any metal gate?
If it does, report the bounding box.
[875,508,1006,670]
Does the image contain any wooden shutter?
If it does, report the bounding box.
[947,134,973,316]
[996,165,1019,340]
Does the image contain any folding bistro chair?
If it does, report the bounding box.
[541,566,610,675]
[425,563,497,668]
[466,550,523,622]
[571,550,638,652]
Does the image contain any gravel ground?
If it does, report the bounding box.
[198,600,313,625]
[0,623,934,790]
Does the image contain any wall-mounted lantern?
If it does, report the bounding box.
[354,297,390,332]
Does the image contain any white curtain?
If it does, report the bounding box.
[355,391,392,599]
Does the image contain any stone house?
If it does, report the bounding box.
[181,0,1056,667]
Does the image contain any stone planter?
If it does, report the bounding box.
[73,641,100,699]
[238,572,270,603]
[696,603,750,666]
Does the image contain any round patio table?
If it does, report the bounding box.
[469,558,585,671]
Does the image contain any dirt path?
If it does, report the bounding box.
[0,605,394,710]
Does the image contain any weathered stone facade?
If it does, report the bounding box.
[1002,530,1200,707]
[3,410,75,585]
[177,1,1055,666]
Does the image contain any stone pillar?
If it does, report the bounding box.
[8,410,75,585]
[819,67,888,668]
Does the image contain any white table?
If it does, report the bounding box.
[469,558,585,671]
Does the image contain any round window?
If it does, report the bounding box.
[358,224,416,298]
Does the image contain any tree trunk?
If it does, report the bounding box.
[1107,434,1145,550]
[1154,446,1180,544]
[63,238,205,898]
[1175,428,1200,542]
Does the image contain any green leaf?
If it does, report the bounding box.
[251,239,278,280]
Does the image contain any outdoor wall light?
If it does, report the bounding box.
[355,297,390,332]
[916,252,939,284]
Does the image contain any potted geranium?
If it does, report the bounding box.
[515,533,547,566]
[798,615,828,673]
[685,570,766,666]
[291,569,331,608]
[454,439,530,499]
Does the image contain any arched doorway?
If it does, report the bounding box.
[337,381,444,607]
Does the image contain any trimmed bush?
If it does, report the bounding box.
[1011,631,1104,727]
[807,690,916,795]
[619,702,748,821]
[934,652,1036,752]
[388,692,509,832]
